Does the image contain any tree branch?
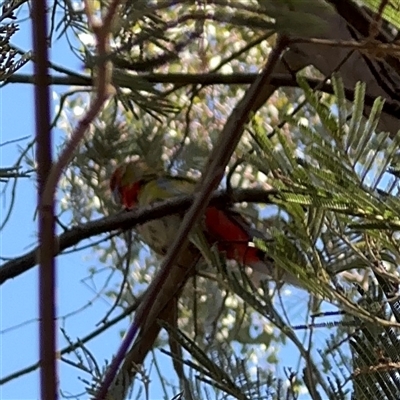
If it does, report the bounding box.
[0,188,278,285]
[7,72,399,120]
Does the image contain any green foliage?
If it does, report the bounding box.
[259,0,335,36]
[360,0,400,30]
[0,14,30,82]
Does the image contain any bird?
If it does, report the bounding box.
[110,159,300,286]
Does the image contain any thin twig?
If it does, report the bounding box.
[40,0,118,219]
[291,37,400,56]
[0,297,142,386]
[0,135,30,147]
[96,244,133,326]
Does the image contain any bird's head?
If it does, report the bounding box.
[110,160,157,209]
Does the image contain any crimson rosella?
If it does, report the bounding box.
[110,159,299,285]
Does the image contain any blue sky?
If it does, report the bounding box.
[0,6,340,400]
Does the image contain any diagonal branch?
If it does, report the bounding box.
[94,35,290,400]
[111,252,200,399]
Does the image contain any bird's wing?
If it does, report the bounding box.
[138,176,219,265]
